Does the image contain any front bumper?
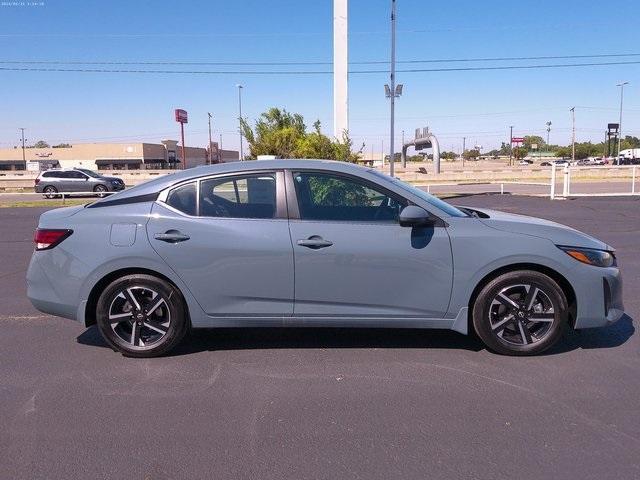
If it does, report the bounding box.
[573,265,624,329]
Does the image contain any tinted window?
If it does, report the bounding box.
[67,171,87,179]
[166,182,197,216]
[293,172,406,222]
[199,174,276,219]
[42,171,60,178]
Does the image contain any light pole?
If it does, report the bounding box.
[207,112,213,164]
[570,107,576,163]
[616,81,629,163]
[385,0,403,177]
[236,84,244,161]
[545,121,552,153]
[19,128,26,163]
[509,125,514,166]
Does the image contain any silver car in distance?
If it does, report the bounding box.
[27,160,624,357]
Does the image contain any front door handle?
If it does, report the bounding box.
[297,236,333,249]
[154,230,190,243]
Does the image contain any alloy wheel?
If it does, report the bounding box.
[108,286,171,349]
[488,283,555,346]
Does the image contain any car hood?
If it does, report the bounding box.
[461,206,613,251]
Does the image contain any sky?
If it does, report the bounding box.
[1,0,640,155]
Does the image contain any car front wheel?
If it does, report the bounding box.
[472,270,568,356]
[93,184,108,197]
[43,185,58,199]
[96,274,189,357]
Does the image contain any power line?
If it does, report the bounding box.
[2,60,640,75]
[2,53,640,66]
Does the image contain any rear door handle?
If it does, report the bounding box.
[297,236,333,249]
[154,230,190,243]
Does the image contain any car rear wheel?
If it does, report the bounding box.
[96,274,189,357]
[93,184,108,197]
[43,185,58,199]
[472,270,568,356]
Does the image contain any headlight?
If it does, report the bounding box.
[557,246,616,267]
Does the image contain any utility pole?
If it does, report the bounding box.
[570,107,576,163]
[388,0,397,177]
[219,134,223,163]
[236,84,244,161]
[509,126,513,166]
[617,81,629,164]
[462,137,466,168]
[381,139,384,167]
[19,128,26,163]
[207,113,213,165]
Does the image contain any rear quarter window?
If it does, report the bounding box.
[165,182,197,216]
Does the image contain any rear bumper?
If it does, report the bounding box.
[26,253,78,321]
[573,266,624,329]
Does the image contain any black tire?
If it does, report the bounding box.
[96,274,189,357]
[472,270,568,356]
[93,184,108,197]
[43,185,58,199]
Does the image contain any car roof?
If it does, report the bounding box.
[93,159,372,206]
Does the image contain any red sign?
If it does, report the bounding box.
[511,137,524,143]
[174,109,188,124]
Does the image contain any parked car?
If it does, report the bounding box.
[34,168,125,198]
[540,162,552,166]
[518,159,533,165]
[27,160,623,357]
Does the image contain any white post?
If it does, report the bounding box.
[500,183,504,195]
[550,163,556,200]
[333,0,348,139]
[562,164,569,197]
[632,165,637,194]
[427,184,430,193]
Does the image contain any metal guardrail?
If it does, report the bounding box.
[0,190,117,204]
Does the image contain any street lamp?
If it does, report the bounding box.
[616,81,629,163]
[236,84,244,161]
[545,121,552,148]
[386,0,402,177]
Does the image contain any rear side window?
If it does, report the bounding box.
[42,171,60,178]
[292,172,406,222]
[199,174,276,219]
[166,182,197,216]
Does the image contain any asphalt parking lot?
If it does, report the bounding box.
[1,195,638,480]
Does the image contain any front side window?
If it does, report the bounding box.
[199,174,276,219]
[166,182,197,216]
[293,172,407,222]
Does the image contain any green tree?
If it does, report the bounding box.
[463,149,480,160]
[523,136,545,150]
[513,146,529,159]
[31,140,50,148]
[52,143,71,148]
[241,107,362,162]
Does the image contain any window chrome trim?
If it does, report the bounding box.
[158,169,284,220]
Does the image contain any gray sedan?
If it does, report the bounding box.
[26,160,623,357]
[34,168,125,198]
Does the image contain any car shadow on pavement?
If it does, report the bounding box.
[76,314,634,357]
[543,314,635,356]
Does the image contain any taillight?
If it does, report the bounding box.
[34,229,73,250]
[35,178,40,185]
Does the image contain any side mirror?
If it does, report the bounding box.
[399,205,434,227]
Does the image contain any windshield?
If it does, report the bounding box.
[368,170,469,218]
[76,168,102,178]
